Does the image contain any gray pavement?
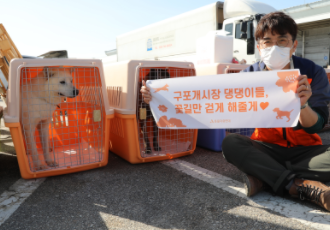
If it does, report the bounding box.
[0,114,21,196]
[0,149,319,230]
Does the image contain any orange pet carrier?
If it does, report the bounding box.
[103,60,198,163]
[4,59,114,179]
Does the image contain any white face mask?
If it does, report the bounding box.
[260,45,291,70]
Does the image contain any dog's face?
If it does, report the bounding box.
[44,68,79,98]
[273,108,279,112]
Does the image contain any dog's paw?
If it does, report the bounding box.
[145,146,152,154]
[33,164,48,171]
[153,144,161,152]
[46,160,59,168]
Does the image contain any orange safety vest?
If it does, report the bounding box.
[251,127,322,147]
[249,76,321,147]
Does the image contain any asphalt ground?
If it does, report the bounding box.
[1,102,330,229]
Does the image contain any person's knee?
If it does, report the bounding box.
[222,134,241,151]
[222,133,244,163]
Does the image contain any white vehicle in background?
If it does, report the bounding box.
[113,0,277,65]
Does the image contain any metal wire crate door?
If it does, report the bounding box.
[136,67,195,158]
[20,66,106,172]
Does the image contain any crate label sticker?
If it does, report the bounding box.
[146,69,301,129]
[139,108,147,120]
[93,110,101,122]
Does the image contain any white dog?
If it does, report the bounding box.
[20,67,79,170]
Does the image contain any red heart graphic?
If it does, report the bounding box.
[260,102,269,110]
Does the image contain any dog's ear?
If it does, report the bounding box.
[43,67,56,78]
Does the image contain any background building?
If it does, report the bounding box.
[283,0,330,67]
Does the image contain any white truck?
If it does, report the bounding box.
[115,0,276,65]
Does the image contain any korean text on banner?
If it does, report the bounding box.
[146,69,301,129]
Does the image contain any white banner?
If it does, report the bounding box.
[146,69,301,129]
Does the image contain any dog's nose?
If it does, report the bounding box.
[74,89,79,96]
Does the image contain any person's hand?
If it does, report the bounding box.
[297,75,312,106]
[140,80,152,104]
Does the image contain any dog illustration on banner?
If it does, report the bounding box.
[139,68,170,154]
[21,67,79,170]
[273,108,294,122]
[152,84,169,93]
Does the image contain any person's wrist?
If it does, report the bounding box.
[301,102,309,110]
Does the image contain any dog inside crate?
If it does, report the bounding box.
[137,67,195,157]
[20,66,105,172]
